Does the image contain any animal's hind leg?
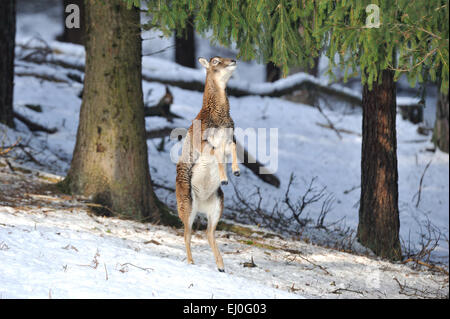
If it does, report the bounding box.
[184,207,197,265]
[206,188,225,272]
[176,168,195,264]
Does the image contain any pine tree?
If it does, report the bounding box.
[133,0,449,260]
[61,0,160,221]
[319,0,448,261]
[175,16,196,68]
[0,0,16,128]
[434,92,449,153]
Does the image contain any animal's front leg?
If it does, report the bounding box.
[230,141,240,177]
[214,141,228,185]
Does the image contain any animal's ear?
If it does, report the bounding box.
[198,57,209,69]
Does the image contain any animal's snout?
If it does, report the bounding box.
[229,60,236,66]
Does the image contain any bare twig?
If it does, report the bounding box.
[414,159,432,208]
[315,122,361,137]
[0,138,21,156]
[401,215,446,271]
[316,194,335,229]
[393,277,445,299]
[295,254,331,276]
[402,258,448,276]
[330,287,363,295]
[104,263,109,281]
[243,256,257,268]
[343,185,360,195]
[120,263,153,272]
[314,105,342,140]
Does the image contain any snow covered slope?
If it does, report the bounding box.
[0,166,447,299]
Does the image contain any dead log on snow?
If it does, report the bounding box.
[144,87,182,122]
[17,47,423,112]
[13,112,57,134]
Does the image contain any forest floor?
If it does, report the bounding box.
[0,160,448,299]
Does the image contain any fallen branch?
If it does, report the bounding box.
[414,159,432,208]
[145,127,280,187]
[13,112,57,134]
[343,185,360,194]
[402,258,449,275]
[0,138,21,156]
[235,140,280,188]
[330,288,364,295]
[146,127,175,140]
[315,105,342,140]
[144,87,182,121]
[243,256,257,268]
[104,263,108,281]
[119,262,153,272]
[295,254,331,276]
[15,71,70,84]
[316,122,361,137]
[16,144,44,166]
[152,182,175,192]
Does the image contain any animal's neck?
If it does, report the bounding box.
[202,73,230,116]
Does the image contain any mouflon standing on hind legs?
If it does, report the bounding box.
[176,56,240,272]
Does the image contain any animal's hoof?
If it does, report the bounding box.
[221,181,228,186]
[218,268,225,272]
[234,171,240,177]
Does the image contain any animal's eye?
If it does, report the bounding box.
[212,59,219,65]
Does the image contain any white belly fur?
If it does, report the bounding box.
[191,153,221,203]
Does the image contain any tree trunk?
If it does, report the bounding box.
[266,62,281,82]
[0,0,16,128]
[433,92,449,153]
[57,0,85,45]
[175,17,196,68]
[357,69,401,261]
[62,0,160,221]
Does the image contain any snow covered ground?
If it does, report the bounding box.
[0,1,447,299]
[0,166,448,299]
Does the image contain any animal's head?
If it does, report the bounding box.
[198,56,236,88]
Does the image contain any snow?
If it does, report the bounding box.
[0,3,447,299]
[0,169,447,299]
[0,206,296,299]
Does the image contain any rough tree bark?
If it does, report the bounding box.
[433,92,449,153]
[61,0,160,221]
[357,69,402,261]
[175,16,196,68]
[57,0,85,45]
[0,0,16,128]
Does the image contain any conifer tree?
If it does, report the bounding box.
[62,0,161,221]
[319,0,448,260]
[0,0,16,128]
[175,16,196,68]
